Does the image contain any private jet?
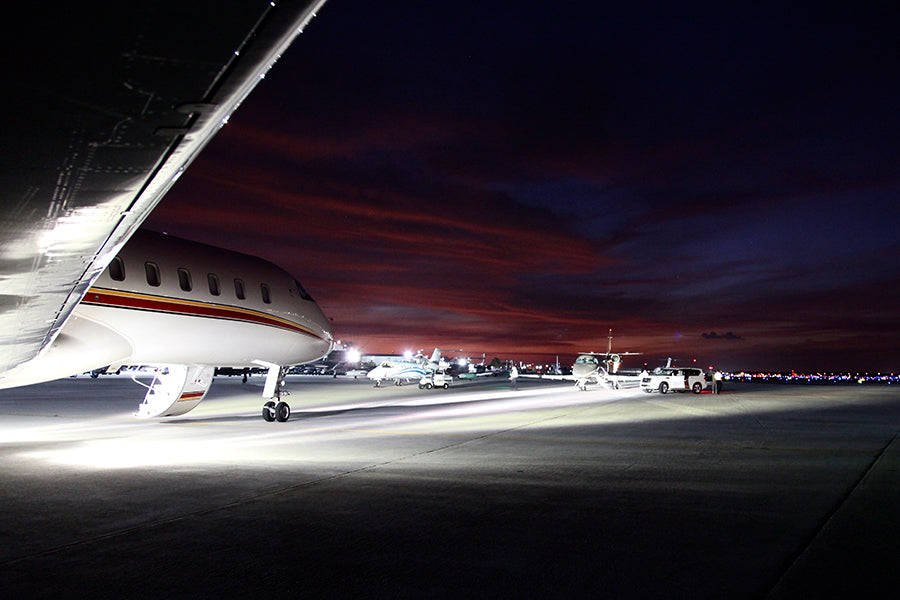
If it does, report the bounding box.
[529,330,641,390]
[0,230,334,420]
[0,1,331,421]
[367,349,445,387]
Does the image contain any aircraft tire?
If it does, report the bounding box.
[659,382,669,394]
[275,401,291,422]
[262,401,276,422]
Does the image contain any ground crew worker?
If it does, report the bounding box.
[713,370,723,394]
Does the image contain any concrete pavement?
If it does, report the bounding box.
[1,375,899,598]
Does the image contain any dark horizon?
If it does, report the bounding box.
[147,1,900,374]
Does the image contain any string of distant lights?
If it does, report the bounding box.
[727,372,897,385]
[514,364,897,385]
[335,346,896,385]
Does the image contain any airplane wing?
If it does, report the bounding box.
[0,1,328,375]
[518,374,573,380]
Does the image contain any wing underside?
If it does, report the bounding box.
[0,1,327,375]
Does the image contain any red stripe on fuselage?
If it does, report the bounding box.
[82,289,324,340]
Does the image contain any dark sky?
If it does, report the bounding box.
[146,0,900,373]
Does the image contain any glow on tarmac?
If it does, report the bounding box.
[2,374,899,598]
[4,375,891,470]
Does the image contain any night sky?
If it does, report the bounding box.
[146,1,900,373]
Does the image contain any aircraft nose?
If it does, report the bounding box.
[292,298,334,360]
[308,301,334,340]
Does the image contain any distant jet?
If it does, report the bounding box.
[367,349,445,387]
[456,353,496,379]
[531,330,641,390]
[570,330,643,390]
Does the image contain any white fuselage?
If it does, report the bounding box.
[0,230,334,389]
[367,361,429,384]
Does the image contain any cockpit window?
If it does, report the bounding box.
[294,280,313,301]
[575,355,598,365]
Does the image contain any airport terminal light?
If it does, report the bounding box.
[346,348,361,364]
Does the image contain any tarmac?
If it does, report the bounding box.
[1,374,899,598]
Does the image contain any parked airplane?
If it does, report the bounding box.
[529,330,641,390]
[455,354,498,379]
[367,349,445,387]
[464,353,487,374]
[0,2,330,421]
[0,230,334,421]
[570,330,642,390]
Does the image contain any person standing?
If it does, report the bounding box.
[509,365,519,391]
[713,370,723,394]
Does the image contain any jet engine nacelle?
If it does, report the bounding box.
[608,354,622,373]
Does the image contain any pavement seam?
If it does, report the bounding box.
[764,428,900,597]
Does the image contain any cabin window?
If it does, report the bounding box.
[109,257,125,281]
[294,279,312,301]
[177,268,192,292]
[260,283,271,304]
[208,273,220,296]
[234,278,246,300]
[145,262,161,287]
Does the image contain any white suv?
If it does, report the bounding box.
[641,367,707,394]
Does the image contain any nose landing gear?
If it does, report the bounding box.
[262,399,291,422]
[255,361,292,422]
